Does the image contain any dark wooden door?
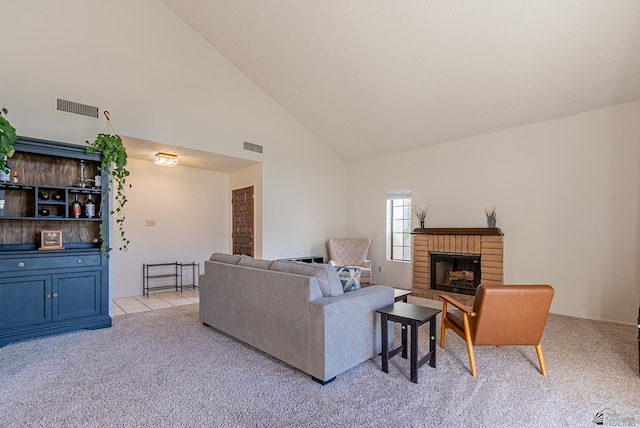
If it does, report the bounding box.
[232,186,254,256]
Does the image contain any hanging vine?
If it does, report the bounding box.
[86,111,130,251]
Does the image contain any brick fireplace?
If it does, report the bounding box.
[412,228,504,298]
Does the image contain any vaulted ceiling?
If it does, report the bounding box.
[161,0,640,162]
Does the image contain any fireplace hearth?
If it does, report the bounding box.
[430,252,481,295]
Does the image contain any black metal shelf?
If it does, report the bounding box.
[142,262,199,297]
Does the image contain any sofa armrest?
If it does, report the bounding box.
[308,285,394,380]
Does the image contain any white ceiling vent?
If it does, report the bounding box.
[55,98,99,119]
[243,141,263,154]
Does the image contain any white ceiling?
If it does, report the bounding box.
[161,0,640,163]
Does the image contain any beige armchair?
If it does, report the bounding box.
[326,238,372,284]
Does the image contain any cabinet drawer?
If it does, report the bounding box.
[0,255,101,272]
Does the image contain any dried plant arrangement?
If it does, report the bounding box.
[485,206,497,227]
[412,204,430,228]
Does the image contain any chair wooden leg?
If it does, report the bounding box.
[465,339,477,377]
[440,301,448,348]
[463,313,477,377]
[535,343,547,376]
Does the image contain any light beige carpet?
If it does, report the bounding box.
[0,297,638,427]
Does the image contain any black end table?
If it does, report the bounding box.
[377,302,441,383]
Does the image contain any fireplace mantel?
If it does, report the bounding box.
[412,228,504,236]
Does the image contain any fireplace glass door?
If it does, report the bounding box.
[430,252,481,295]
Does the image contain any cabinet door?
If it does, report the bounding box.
[0,275,51,328]
[53,271,101,321]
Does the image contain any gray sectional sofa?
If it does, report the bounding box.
[199,253,395,384]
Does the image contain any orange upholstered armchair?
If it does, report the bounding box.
[440,284,554,377]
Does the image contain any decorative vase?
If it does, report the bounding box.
[487,218,496,228]
[420,220,425,228]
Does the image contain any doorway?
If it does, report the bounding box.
[232,186,254,256]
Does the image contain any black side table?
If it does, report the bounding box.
[377,302,441,383]
[394,288,412,302]
[281,256,324,263]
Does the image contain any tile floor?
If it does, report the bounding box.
[112,289,199,316]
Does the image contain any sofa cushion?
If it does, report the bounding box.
[237,255,273,270]
[210,253,242,264]
[336,266,361,292]
[270,260,343,297]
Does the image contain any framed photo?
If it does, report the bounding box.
[39,230,64,250]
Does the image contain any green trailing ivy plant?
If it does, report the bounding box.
[86,133,131,252]
[0,107,18,174]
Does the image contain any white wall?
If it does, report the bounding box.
[349,101,640,325]
[2,0,347,291]
[109,158,229,298]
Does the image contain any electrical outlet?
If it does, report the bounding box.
[145,220,156,227]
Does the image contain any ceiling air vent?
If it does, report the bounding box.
[55,98,99,119]
[243,141,263,154]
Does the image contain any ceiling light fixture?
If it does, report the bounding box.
[153,152,179,167]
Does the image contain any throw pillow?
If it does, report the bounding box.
[336,266,361,292]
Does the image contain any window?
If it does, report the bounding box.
[387,190,412,262]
